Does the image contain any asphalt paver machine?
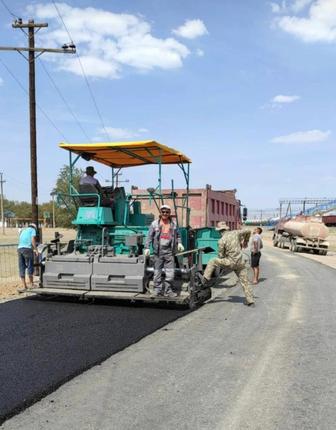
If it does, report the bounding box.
[32,141,215,308]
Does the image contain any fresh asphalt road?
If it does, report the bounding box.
[2,246,336,430]
[0,297,188,424]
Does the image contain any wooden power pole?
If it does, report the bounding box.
[0,172,5,235]
[0,18,76,241]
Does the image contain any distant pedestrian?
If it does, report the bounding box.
[17,223,38,293]
[203,222,255,307]
[250,227,263,284]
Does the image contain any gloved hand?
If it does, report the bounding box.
[144,248,150,257]
[177,243,184,252]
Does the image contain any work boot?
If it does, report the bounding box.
[151,289,163,298]
[197,273,209,286]
[166,291,178,298]
[244,300,255,307]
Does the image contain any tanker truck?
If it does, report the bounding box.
[272,215,329,255]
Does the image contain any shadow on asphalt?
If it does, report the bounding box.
[211,295,245,304]
[0,295,189,424]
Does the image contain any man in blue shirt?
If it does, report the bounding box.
[17,223,38,292]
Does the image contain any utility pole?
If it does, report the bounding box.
[106,171,129,188]
[50,189,57,228]
[0,172,5,235]
[0,18,76,241]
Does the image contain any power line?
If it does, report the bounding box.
[0,1,89,141]
[0,57,68,140]
[0,0,19,19]
[4,173,54,195]
[38,58,92,141]
[1,17,76,235]
[51,1,74,44]
[52,0,111,141]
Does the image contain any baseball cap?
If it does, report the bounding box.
[160,204,171,211]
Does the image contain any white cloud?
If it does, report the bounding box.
[291,0,313,13]
[270,2,282,13]
[270,1,313,14]
[172,19,208,39]
[274,0,336,43]
[196,48,205,57]
[27,3,195,79]
[271,129,331,144]
[272,94,300,103]
[96,126,149,140]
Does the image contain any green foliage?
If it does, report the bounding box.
[55,165,83,195]
[3,199,32,219]
[3,165,84,228]
[54,165,84,227]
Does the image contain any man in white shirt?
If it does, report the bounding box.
[250,227,263,284]
[80,166,101,191]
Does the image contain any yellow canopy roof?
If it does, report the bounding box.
[59,141,191,168]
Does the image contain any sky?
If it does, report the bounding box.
[0,0,336,210]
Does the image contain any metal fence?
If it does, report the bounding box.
[0,244,18,284]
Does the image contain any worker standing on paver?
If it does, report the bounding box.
[203,222,255,306]
[144,204,184,297]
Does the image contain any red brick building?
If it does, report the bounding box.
[133,185,241,229]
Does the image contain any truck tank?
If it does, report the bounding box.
[282,215,329,240]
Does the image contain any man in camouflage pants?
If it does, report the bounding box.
[203,221,255,306]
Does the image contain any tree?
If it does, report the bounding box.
[55,165,83,195]
[53,165,84,228]
[2,166,84,228]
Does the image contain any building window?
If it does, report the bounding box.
[225,203,228,216]
[211,221,215,226]
[217,200,220,214]
[211,199,215,213]
[221,202,224,215]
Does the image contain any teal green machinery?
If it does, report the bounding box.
[35,141,216,308]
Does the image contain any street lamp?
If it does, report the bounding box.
[50,189,57,228]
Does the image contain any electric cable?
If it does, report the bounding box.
[52,0,111,141]
[0,0,19,19]
[0,57,69,141]
[38,58,92,141]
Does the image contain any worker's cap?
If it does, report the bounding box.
[160,204,171,212]
[29,223,37,229]
[86,166,97,175]
[216,221,230,231]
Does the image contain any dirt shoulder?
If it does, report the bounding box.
[0,228,76,301]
